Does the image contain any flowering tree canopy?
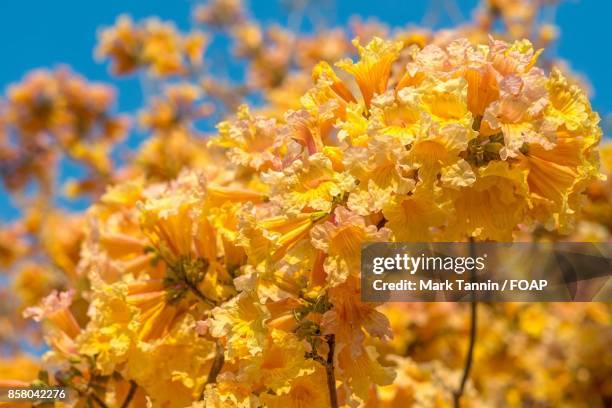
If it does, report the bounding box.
[0,1,610,407]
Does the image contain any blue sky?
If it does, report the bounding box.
[0,0,610,220]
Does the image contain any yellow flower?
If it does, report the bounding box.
[1,68,127,193]
[125,314,216,407]
[126,279,187,342]
[407,119,475,186]
[99,177,145,209]
[139,172,207,260]
[321,277,392,353]
[78,277,138,374]
[489,38,543,77]
[259,238,322,299]
[312,61,356,104]
[310,207,390,286]
[296,29,351,70]
[23,289,80,355]
[336,37,403,107]
[444,160,529,240]
[464,65,500,116]
[208,292,269,360]
[138,173,238,305]
[336,102,369,147]
[238,208,326,266]
[383,186,449,242]
[367,90,422,145]
[255,329,318,393]
[522,70,602,231]
[259,366,330,408]
[420,77,473,128]
[344,134,416,215]
[210,105,281,171]
[336,344,394,405]
[263,153,354,214]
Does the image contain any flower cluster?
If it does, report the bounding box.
[0,68,127,195]
[96,15,208,77]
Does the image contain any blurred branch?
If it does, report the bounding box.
[454,237,478,408]
[120,380,137,408]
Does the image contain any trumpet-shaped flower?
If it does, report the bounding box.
[311,207,390,285]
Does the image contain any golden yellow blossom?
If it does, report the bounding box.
[311,207,390,285]
[211,105,281,171]
[336,38,403,107]
[259,367,330,408]
[208,292,269,360]
[263,153,354,214]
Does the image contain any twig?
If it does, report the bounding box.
[454,293,477,407]
[120,380,137,408]
[454,237,478,407]
[324,334,339,408]
[199,340,225,400]
[90,392,110,408]
[206,341,225,384]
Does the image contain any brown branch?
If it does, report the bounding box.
[199,341,225,400]
[454,295,477,407]
[206,341,225,384]
[324,334,339,408]
[120,380,137,408]
[454,237,478,408]
[90,392,110,408]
